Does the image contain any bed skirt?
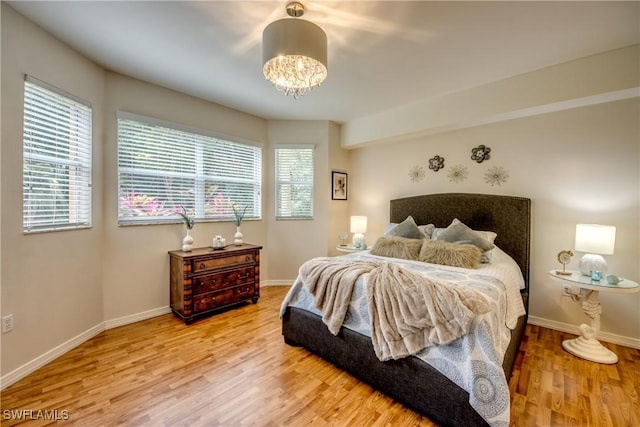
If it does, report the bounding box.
[281,292,527,427]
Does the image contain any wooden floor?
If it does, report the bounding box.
[1,286,638,426]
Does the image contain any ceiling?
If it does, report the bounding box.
[7,1,639,124]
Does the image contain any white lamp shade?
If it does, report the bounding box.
[350,216,367,234]
[574,224,616,255]
[262,18,328,95]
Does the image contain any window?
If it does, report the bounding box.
[23,76,92,233]
[275,145,314,219]
[117,112,262,225]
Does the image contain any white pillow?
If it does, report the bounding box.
[418,223,435,239]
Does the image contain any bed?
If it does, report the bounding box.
[281,193,531,427]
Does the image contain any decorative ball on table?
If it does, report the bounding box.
[350,215,367,249]
[574,224,616,276]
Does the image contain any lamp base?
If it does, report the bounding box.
[578,253,607,276]
[352,233,365,249]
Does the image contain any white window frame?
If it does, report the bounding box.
[117,111,262,226]
[22,75,92,233]
[275,144,314,220]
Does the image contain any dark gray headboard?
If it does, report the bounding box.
[390,193,531,292]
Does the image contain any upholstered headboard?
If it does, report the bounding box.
[390,193,531,292]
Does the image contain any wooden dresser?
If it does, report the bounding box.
[169,244,262,324]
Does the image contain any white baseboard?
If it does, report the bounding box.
[261,280,293,287]
[527,315,640,349]
[0,322,105,391]
[104,306,172,329]
[1,306,170,391]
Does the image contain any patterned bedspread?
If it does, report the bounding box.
[280,247,525,427]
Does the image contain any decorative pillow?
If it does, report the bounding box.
[450,218,497,242]
[435,221,495,253]
[431,219,497,241]
[383,215,424,239]
[370,236,423,260]
[418,223,435,239]
[450,219,496,263]
[418,240,481,269]
[384,222,397,234]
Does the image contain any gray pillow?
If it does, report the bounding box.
[384,215,423,239]
[371,236,423,260]
[435,222,495,252]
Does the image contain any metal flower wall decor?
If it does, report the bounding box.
[471,145,491,163]
[484,166,510,186]
[408,165,426,183]
[406,143,511,185]
[447,164,468,183]
[428,155,445,172]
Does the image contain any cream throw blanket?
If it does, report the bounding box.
[366,262,490,361]
[299,257,381,335]
[299,258,490,361]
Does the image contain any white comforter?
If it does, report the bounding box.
[280,246,525,427]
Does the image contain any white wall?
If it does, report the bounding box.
[101,72,268,321]
[347,98,640,344]
[1,4,106,374]
[266,120,347,282]
[341,45,639,148]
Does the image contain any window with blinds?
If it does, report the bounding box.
[275,145,314,219]
[23,76,92,233]
[117,113,262,225]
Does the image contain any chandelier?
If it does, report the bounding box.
[262,2,328,98]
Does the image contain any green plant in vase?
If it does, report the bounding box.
[232,204,248,245]
[178,206,195,251]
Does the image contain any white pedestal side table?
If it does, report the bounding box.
[548,270,639,364]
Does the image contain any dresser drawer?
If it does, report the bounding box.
[192,267,255,294]
[192,285,256,312]
[191,253,256,273]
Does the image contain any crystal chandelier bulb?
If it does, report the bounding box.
[263,55,327,98]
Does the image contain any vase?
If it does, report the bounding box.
[234,226,243,246]
[182,229,194,252]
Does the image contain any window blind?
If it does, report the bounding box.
[117,114,262,225]
[275,145,314,219]
[23,76,92,233]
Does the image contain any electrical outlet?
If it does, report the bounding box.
[562,285,572,297]
[2,314,14,333]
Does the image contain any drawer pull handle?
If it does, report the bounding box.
[237,287,250,295]
[237,273,250,280]
[202,279,216,286]
[199,263,206,269]
[245,256,251,262]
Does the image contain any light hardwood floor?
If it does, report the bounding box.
[1,286,638,426]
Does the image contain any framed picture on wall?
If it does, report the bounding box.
[332,171,348,200]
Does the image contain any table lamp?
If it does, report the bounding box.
[350,216,367,248]
[574,224,616,276]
